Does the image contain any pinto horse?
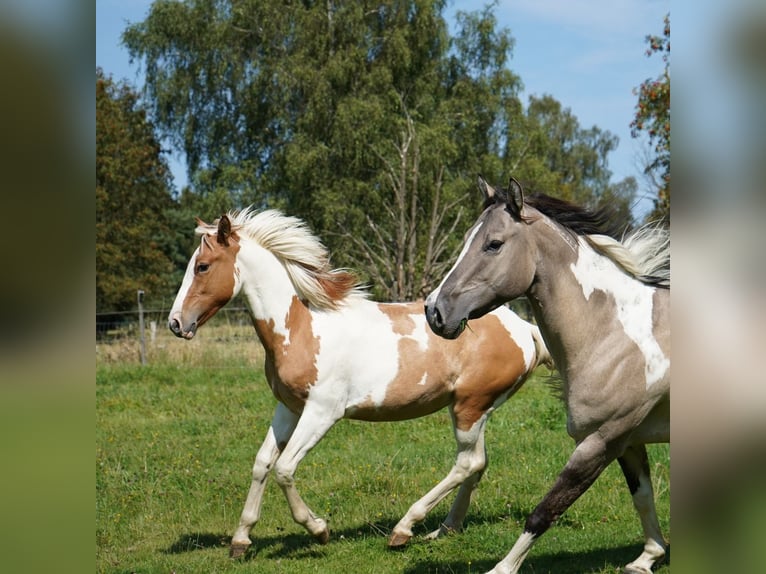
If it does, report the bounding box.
[168,208,550,558]
[425,177,670,574]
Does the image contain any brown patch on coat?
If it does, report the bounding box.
[379,302,417,336]
[253,296,320,414]
[355,303,530,430]
[447,313,529,430]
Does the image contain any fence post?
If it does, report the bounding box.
[137,290,147,365]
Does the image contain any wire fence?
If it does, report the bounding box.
[95,306,253,337]
[96,306,263,368]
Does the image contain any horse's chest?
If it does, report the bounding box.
[254,306,320,413]
[264,353,315,413]
[563,358,654,442]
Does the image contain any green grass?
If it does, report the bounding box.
[97,337,670,574]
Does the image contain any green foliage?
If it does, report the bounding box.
[96,68,184,312]
[96,357,670,574]
[631,14,670,223]
[508,94,635,214]
[121,0,637,302]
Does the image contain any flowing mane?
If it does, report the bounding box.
[197,208,368,309]
[526,193,670,288]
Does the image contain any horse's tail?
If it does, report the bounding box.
[530,324,554,371]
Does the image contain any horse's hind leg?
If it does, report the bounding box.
[423,440,487,542]
[617,444,667,574]
[389,410,488,547]
[230,403,298,558]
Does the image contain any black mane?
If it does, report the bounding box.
[484,179,627,240]
[525,193,625,240]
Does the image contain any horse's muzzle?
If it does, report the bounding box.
[424,302,463,340]
[168,317,197,339]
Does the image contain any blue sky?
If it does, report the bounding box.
[97,0,670,218]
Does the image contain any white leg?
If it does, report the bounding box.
[389,412,488,546]
[618,445,667,574]
[272,402,342,543]
[230,403,299,557]
[485,531,536,574]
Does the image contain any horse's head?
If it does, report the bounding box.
[425,176,538,339]
[168,214,241,339]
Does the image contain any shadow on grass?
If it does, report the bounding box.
[161,504,526,559]
[162,519,405,560]
[400,542,671,574]
[161,507,669,573]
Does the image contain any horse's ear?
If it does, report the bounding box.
[507,177,525,218]
[217,214,232,247]
[477,175,497,203]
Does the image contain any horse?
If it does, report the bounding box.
[167,207,552,559]
[424,177,670,574]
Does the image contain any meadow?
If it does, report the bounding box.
[96,316,670,573]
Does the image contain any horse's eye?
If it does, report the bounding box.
[485,239,504,253]
[195,263,210,274]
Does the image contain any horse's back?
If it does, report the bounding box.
[315,301,539,424]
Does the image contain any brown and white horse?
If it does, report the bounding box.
[168,208,550,558]
[425,177,670,574]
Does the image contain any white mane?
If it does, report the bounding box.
[197,207,368,309]
[586,223,670,287]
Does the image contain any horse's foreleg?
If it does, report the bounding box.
[486,431,613,574]
[389,413,489,547]
[617,444,667,574]
[272,404,340,544]
[230,403,298,558]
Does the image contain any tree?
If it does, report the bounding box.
[631,13,670,223]
[123,0,635,300]
[96,68,181,315]
[506,94,635,219]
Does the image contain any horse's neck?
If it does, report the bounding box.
[237,241,301,328]
[527,232,656,376]
[526,234,613,370]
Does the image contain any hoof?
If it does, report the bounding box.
[424,523,455,541]
[314,527,330,545]
[388,531,411,548]
[229,541,251,559]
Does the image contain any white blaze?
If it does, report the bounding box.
[426,221,484,306]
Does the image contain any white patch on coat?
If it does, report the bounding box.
[408,312,431,351]
[570,239,669,388]
[493,307,537,370]
[311,301,402,409]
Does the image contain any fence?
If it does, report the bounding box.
[96,303,261,367]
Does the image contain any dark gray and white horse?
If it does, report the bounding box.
[425,177,669,574]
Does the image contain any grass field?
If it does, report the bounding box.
[96,321,670,573]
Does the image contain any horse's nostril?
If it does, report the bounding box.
[433,306,444,328]
[169,318,181,335]
[425,303,444,330]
